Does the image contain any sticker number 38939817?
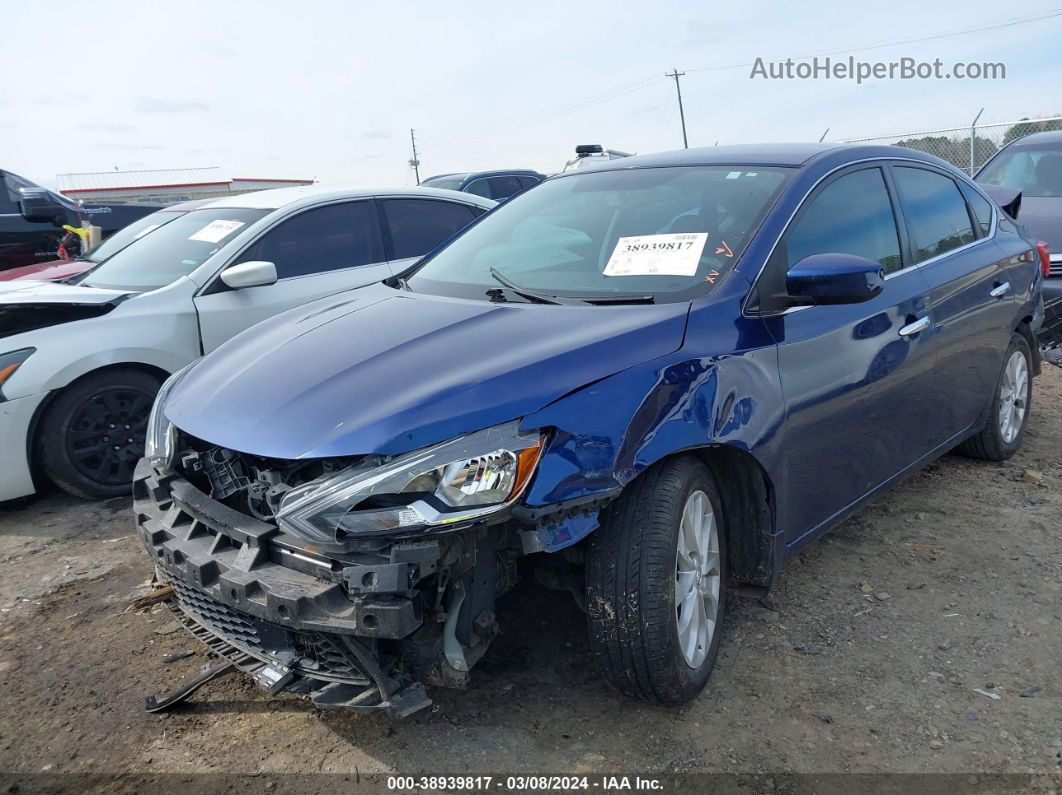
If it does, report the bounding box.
[188,219,246,244]
[603,233,708,277]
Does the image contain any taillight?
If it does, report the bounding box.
[1036,241,1050,278]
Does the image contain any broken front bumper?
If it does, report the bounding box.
[133,458,432,716]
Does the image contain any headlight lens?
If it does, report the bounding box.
[277,421,544,543]
[145,361,197,471]
[0,348,36,401]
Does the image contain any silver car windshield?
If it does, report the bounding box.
[76,208,269,291]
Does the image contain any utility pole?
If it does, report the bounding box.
[409,128,421,185]
[666,68,688,149]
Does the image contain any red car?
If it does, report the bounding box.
[0,200,206,282]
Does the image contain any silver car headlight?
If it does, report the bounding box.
[145,361,197,471]
[276,421,544,543]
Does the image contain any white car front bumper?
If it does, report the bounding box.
[0,392,48,502]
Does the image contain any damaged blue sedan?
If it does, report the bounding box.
[136,143,1044,716]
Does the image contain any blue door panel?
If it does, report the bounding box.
[764,267,935,544]
[918,239,1014,442]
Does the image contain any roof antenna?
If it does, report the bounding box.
[819,128,830,142]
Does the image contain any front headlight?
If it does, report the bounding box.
[0,348,36,402]
[145,361,197,471]
[277,421,544,543]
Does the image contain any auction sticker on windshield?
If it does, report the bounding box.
[188,219,246,243]
[603,232,708,277]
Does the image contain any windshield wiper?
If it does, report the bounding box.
[488,268,589,306]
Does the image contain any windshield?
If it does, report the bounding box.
[423,176,467,191]
[979,143,1062,198]
[77,207,269,291]
[80,209,186,263]
[407,165,792,302]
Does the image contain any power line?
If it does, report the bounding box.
[431,73,660,136]
[433,76,664,141]
[686,10,1062,73]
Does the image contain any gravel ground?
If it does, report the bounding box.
[0,366,1059,791]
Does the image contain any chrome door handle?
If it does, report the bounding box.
[899,316,930,337]
[989,281,1010,298]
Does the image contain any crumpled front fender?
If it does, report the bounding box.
[518,301,784,553]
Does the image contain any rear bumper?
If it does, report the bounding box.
[0,392,47,502]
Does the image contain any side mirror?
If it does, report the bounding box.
[786,253,884,306]
[18,187,68,226]
[220,260,277,289]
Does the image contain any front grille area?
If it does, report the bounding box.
[169,578,370,686]
[171,578,260,647]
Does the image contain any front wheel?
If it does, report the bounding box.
[956,332,1033,461]
[38,369,161,499]
[585,456,727,704]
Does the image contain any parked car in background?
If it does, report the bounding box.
[976,130,1062,278]
[0,185,493,503]
[420,170,544,201]
[0,168,164,272]
[135,143,1043,717]
[0,200,209,283]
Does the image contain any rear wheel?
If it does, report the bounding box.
[38,369,161,499]
[585,456,727,704]
[956,333,1033,461]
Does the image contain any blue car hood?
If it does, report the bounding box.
[166,285,690,458]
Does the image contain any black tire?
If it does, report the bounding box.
[37,368,161,500]
[956,332,1033,461]
[585,455,727,705]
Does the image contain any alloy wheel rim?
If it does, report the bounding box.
[66,388,153,486]
[675,489,721,668]
[998,351,1028,445]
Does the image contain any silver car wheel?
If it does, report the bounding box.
[998,350,1029,444]
[675,489,721,668]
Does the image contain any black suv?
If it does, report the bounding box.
[0,169,162,272]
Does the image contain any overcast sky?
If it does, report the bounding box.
[5,0,1061,188]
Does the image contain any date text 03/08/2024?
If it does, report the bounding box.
[385,775,664,791]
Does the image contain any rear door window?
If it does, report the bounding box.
[464,179,492,199]
[238,201,376,278]
[785,167,903,274]
[894,167,976,262]
[487,176,524,200]
[381,199,477,260]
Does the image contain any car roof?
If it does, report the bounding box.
[423,173,469,182]
[199,184,495,211]
[558,142,960,174]
[464,169,544,178]
[166,198,214,212]
[1003,130,1062,146]
[424,169,543,183]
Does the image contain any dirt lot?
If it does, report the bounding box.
[0,367,1060,789]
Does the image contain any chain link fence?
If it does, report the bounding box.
[842,115,1062,175]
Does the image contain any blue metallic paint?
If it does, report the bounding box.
[163,143,1043,580]
[164,283,691,459]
